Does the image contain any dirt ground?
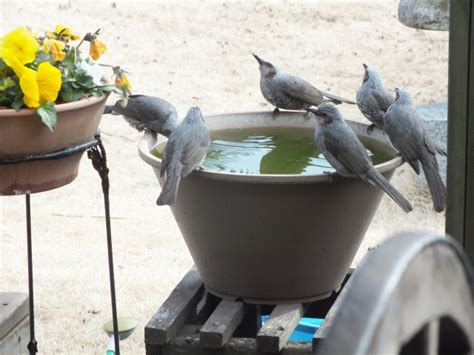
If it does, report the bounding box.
[0,1,448,353]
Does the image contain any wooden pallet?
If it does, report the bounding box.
[145,267,351,354]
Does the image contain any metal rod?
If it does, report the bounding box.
[0,137,100,165]
[26,193,38,354]
[102,163,120,355]
[88,139,120,354]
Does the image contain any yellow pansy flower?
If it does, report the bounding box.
[115,72,131,90]
[5,56,27,78]
[19,62,62,108]
[41,38,66,61]
[89,38,107,61]
[0,27,39,67]
[48,24,81,41]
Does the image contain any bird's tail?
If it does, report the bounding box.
[369,170,413,213]
[157,164,182,206]
[320,90,356,105]
[421,154,446,212]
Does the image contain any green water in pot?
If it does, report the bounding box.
[152,127,392,175]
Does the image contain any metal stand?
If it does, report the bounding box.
[25,194,37,354]
[87,139,120,355]
[1,135,120,354]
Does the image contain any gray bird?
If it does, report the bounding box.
[104,94,178,138]
[307,103,413,213]
[383,89,447,156]
[356,63,394,133]
[384,88,446,212]
[253,54,355,117]
[157,107,211,206]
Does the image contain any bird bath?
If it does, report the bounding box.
[139,111,404,304]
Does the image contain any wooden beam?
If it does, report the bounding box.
[147,332,312,355]
[256,303,305,353]
[465,0,474,265]
[145,268,204,345]
[199,299,245,348]
[447,0,474,263]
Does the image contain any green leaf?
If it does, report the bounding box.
[0,78,16,91]
[36,51,51,63]
[12,95,24,111]
[37,102,57,131]
[61,86,84,102]
[61,49,76,71]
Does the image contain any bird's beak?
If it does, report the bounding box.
[305,107,318,116]
[253,53,263,65]
[362,63,368,70]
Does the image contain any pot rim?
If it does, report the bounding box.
[0,95,107,117]
[138,111,405,184]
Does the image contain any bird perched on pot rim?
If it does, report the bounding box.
[157,107,211,206]
[103,94,178,138]
[356,63,394,133]
[307,103,413,213]
[253,54,355,117]
[384,88,446,212]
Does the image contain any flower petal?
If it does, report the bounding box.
[54,24,81,41]
[36,62,62,103]
[19,70,40,108]
[89,39,107,61]
[0,27,39,66]
[42,38,65,61]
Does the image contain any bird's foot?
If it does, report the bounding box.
[272,107,280,120]
[197,166,205,171]
[366,124,376,135]
[303,110,312,120]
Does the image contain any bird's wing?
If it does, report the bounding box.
[370,89,394,112]
[323,126,372,179]
[114,96,178,134]
[115,96,176,121]
[412,112,439,156]
[385,106,423,173]
[161,135,176,177]
[179,130,211,177]
[280,75,324,106]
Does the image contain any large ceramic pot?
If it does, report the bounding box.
[0,95,107,195]
[139,111,404,304]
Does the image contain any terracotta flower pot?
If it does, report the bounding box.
[139,111,405,304]
[0,95,107,195]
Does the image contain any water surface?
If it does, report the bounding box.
[152,127,392,175]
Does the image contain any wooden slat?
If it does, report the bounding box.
[233,304,262,338]
[256,303,305,353]
[199,299,245,348]
[147,333,312,355]
[446,0,472,262]
[195,292,221,324]
[145,267,204,345]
